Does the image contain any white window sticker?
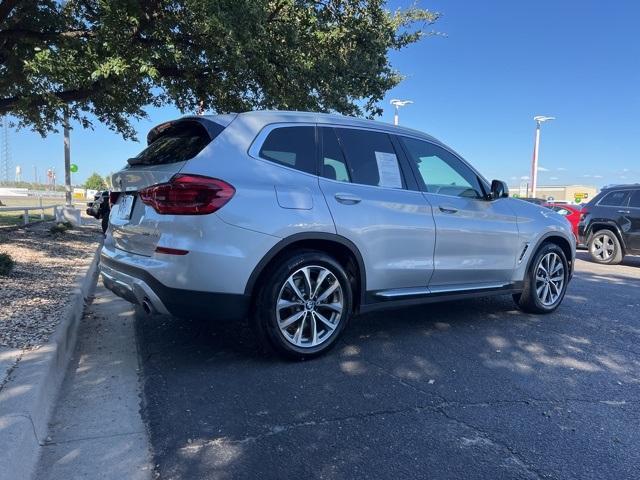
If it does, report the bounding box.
[374,151,403,188]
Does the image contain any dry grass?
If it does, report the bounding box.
[0,220,101,348]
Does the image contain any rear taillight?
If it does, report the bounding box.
[579,209,589,223]
[139,174,235,215]
[109,191,120,207]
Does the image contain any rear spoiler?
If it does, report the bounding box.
[146,114,237,145]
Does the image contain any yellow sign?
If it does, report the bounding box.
[72,188,86,200]
[574,192,589,203]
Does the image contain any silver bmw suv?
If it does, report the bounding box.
[100,111,575,358]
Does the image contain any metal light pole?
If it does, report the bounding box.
[63,110,72,206]
[390,99,413,126]
[530,115,555,198]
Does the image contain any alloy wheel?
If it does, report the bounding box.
[535,252,565,306]
[590,234,615,261]
[276,265,344,348]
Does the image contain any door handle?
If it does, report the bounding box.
[618,210,631,214]
[438,205,458,214]
[334,193,361,205]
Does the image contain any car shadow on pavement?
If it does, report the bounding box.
[133,261,640,480]
[576,250,640,268]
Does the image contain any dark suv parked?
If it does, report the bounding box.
[578,184,640,264]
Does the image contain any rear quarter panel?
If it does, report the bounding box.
[184,115,336,239]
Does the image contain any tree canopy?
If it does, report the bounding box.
[0,1,438,140]
[84,172,106,190]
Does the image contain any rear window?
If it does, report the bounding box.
[258,126,317,174]
[598,190,630,207]
[629,190,640,208]
[128,121,219,166]
[551,207,571,215]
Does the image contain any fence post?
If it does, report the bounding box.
[23,209,29,225]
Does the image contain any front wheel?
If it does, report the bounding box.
[513,243,568,314]
[253,251,353,359]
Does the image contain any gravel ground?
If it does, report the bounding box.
[0,220,101,349]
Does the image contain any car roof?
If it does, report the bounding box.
[544,203,581,210]
[193,109,444,146]
[601,183,640,191]
[170,110,488,186]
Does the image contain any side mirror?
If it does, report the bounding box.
[489,180,509,200]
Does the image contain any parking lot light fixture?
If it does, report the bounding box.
[531,115,555,198]
[390,99,413,126]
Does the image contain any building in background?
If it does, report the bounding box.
[511,184,598,205]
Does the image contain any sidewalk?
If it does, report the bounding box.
[35,284,152,480]
[0,223,102,480]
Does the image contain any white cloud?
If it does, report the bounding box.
[620,175,627,179]
[520,175,530,180]
[537,166,550,172]
[623,168,629,172]
[593,175,603,178]
[510,176,518,180]
[583,174,592,177]
[550,176,559,180]
[557,167,567,171]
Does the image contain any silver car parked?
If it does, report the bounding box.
[101,111,575,358]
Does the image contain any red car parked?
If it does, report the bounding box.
[544,203,582,241]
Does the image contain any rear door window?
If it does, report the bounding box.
[333,128,404,189]
[320,128,350,182]
[628,190,640,208]
[258,126,317,174]
[129,121,218,166]
[598,190,630,207]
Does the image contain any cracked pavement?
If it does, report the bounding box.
[134,252,640,480]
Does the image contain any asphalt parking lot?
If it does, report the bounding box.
[135,252,640,480]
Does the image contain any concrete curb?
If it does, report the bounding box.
[0,242,102,480]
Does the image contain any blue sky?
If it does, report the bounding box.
[6,0,640,187]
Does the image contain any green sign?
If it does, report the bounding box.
[70,164,78,173]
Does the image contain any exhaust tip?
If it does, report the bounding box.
[141,298,154,315]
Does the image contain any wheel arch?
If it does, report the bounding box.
[526,232,575,279]
[245,233,366,312]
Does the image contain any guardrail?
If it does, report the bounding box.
[0,204,62,225]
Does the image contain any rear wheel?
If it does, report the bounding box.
[513,243,568,314]
[588,229,623,265]
[253,251,352,359]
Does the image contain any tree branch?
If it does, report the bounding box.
[0,85,100,114]
[0,0,20,23]
[0,28,94,42]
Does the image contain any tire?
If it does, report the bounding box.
[252,250,353,359]
[588,229,623,265]
[513,243,569,314]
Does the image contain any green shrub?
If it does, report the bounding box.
[0,252,14,276]
[50,222,72,235]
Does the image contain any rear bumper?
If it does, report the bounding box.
[100,254,250,320]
